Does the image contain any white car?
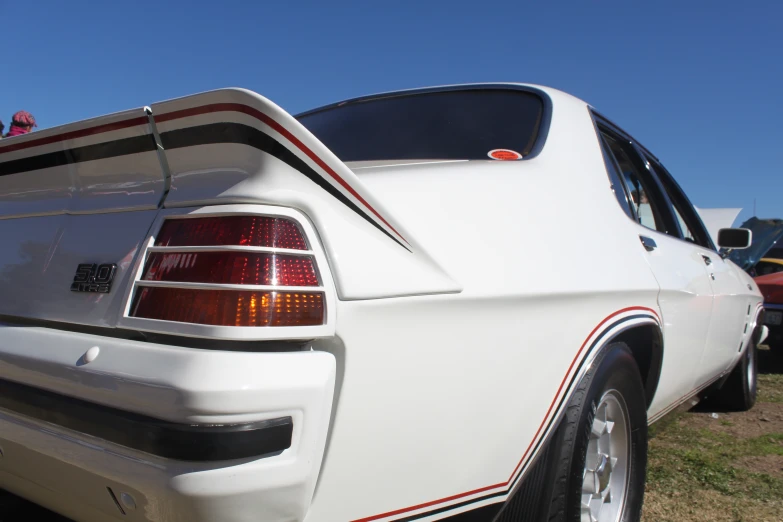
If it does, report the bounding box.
[0,84,764,522]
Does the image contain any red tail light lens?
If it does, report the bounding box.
[143,252,319,287]
[129,214,326,328]
[131,288,324,327]
[155,216,307,250]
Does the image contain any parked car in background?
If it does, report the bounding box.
[729,218,783,278]
[729,218,783,350]
[754,271,783,351]
[0,84,764,522]
[753,258,783,277]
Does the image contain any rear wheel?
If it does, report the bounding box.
[546,342,648,522]
[705,341,757,412]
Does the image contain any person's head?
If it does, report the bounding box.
[11,111,37,133]
[0,119,4,135]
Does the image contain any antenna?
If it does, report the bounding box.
[754,198,757,217]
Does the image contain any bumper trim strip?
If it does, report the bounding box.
[0,378,292,461]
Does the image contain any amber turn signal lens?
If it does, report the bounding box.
[155,216,307,250]
[131,288,325,327]
[142,252,319,287]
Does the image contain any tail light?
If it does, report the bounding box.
[128,214,326,328]
[154,216,307,250]
[131,288,324,327]
[142,251,319,287]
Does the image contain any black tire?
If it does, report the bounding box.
[705,341,758,412]
[546,342,648,522]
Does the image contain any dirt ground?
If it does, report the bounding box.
[2,347,782,521]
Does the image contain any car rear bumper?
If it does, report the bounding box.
[0,377,294,462]
[0,324,336,522]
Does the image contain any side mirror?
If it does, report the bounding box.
[717,228,752,250]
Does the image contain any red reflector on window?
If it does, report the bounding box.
[143,252,319,287]
[155,216,307,250]
[131,288,325,327]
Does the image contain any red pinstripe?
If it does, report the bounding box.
[155,103,408,245]
[1,109,668,521]
[0,103,408,246]
[352,306,660,522]
[0,117,148,154]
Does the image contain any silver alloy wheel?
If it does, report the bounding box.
[747,343,756,393]
[581,390,631,522]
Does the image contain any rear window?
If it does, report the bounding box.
[297,89,544,162]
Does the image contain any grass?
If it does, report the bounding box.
[642,346,783,521]
[758,373,783,403]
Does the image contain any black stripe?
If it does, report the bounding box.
[500,314,651,491]
[0,122,409,251]
[0,134,157,177]
[394,313,655,521]
[0,377,293,462]
[394,496,504,522]
[438,504,503,521]
[159,122,410,251]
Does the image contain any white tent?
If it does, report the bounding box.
[695,207,743,245]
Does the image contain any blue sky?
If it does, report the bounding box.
[1,1,780,223]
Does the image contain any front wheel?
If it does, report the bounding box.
[546,342,648,522]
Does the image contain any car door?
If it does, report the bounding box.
[646,155,749,381]
[597,123,715,410]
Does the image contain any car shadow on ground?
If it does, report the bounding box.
[0,491,69,522]
[759,344,783,374]
[665,345,779,417]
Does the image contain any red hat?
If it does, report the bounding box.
[11,111,37,127]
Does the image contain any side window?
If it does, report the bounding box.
[645,155,715,250]
[672,205,695,242]
[598,135,634,219]
[600,131,668,233]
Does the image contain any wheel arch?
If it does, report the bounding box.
[610,324,664,409]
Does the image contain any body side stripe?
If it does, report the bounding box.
[351,307,661,522]
[154,102,408,245]
[0,103,408,248]
[0,116,149,154]
[159,122,409,250]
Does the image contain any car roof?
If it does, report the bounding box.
[294,82,575,118]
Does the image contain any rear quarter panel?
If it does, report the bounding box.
[306,89,665,521]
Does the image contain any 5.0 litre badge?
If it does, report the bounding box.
[71,263,117,293]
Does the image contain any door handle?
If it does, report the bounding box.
[702,255,712,266]
[639,236,657,252]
